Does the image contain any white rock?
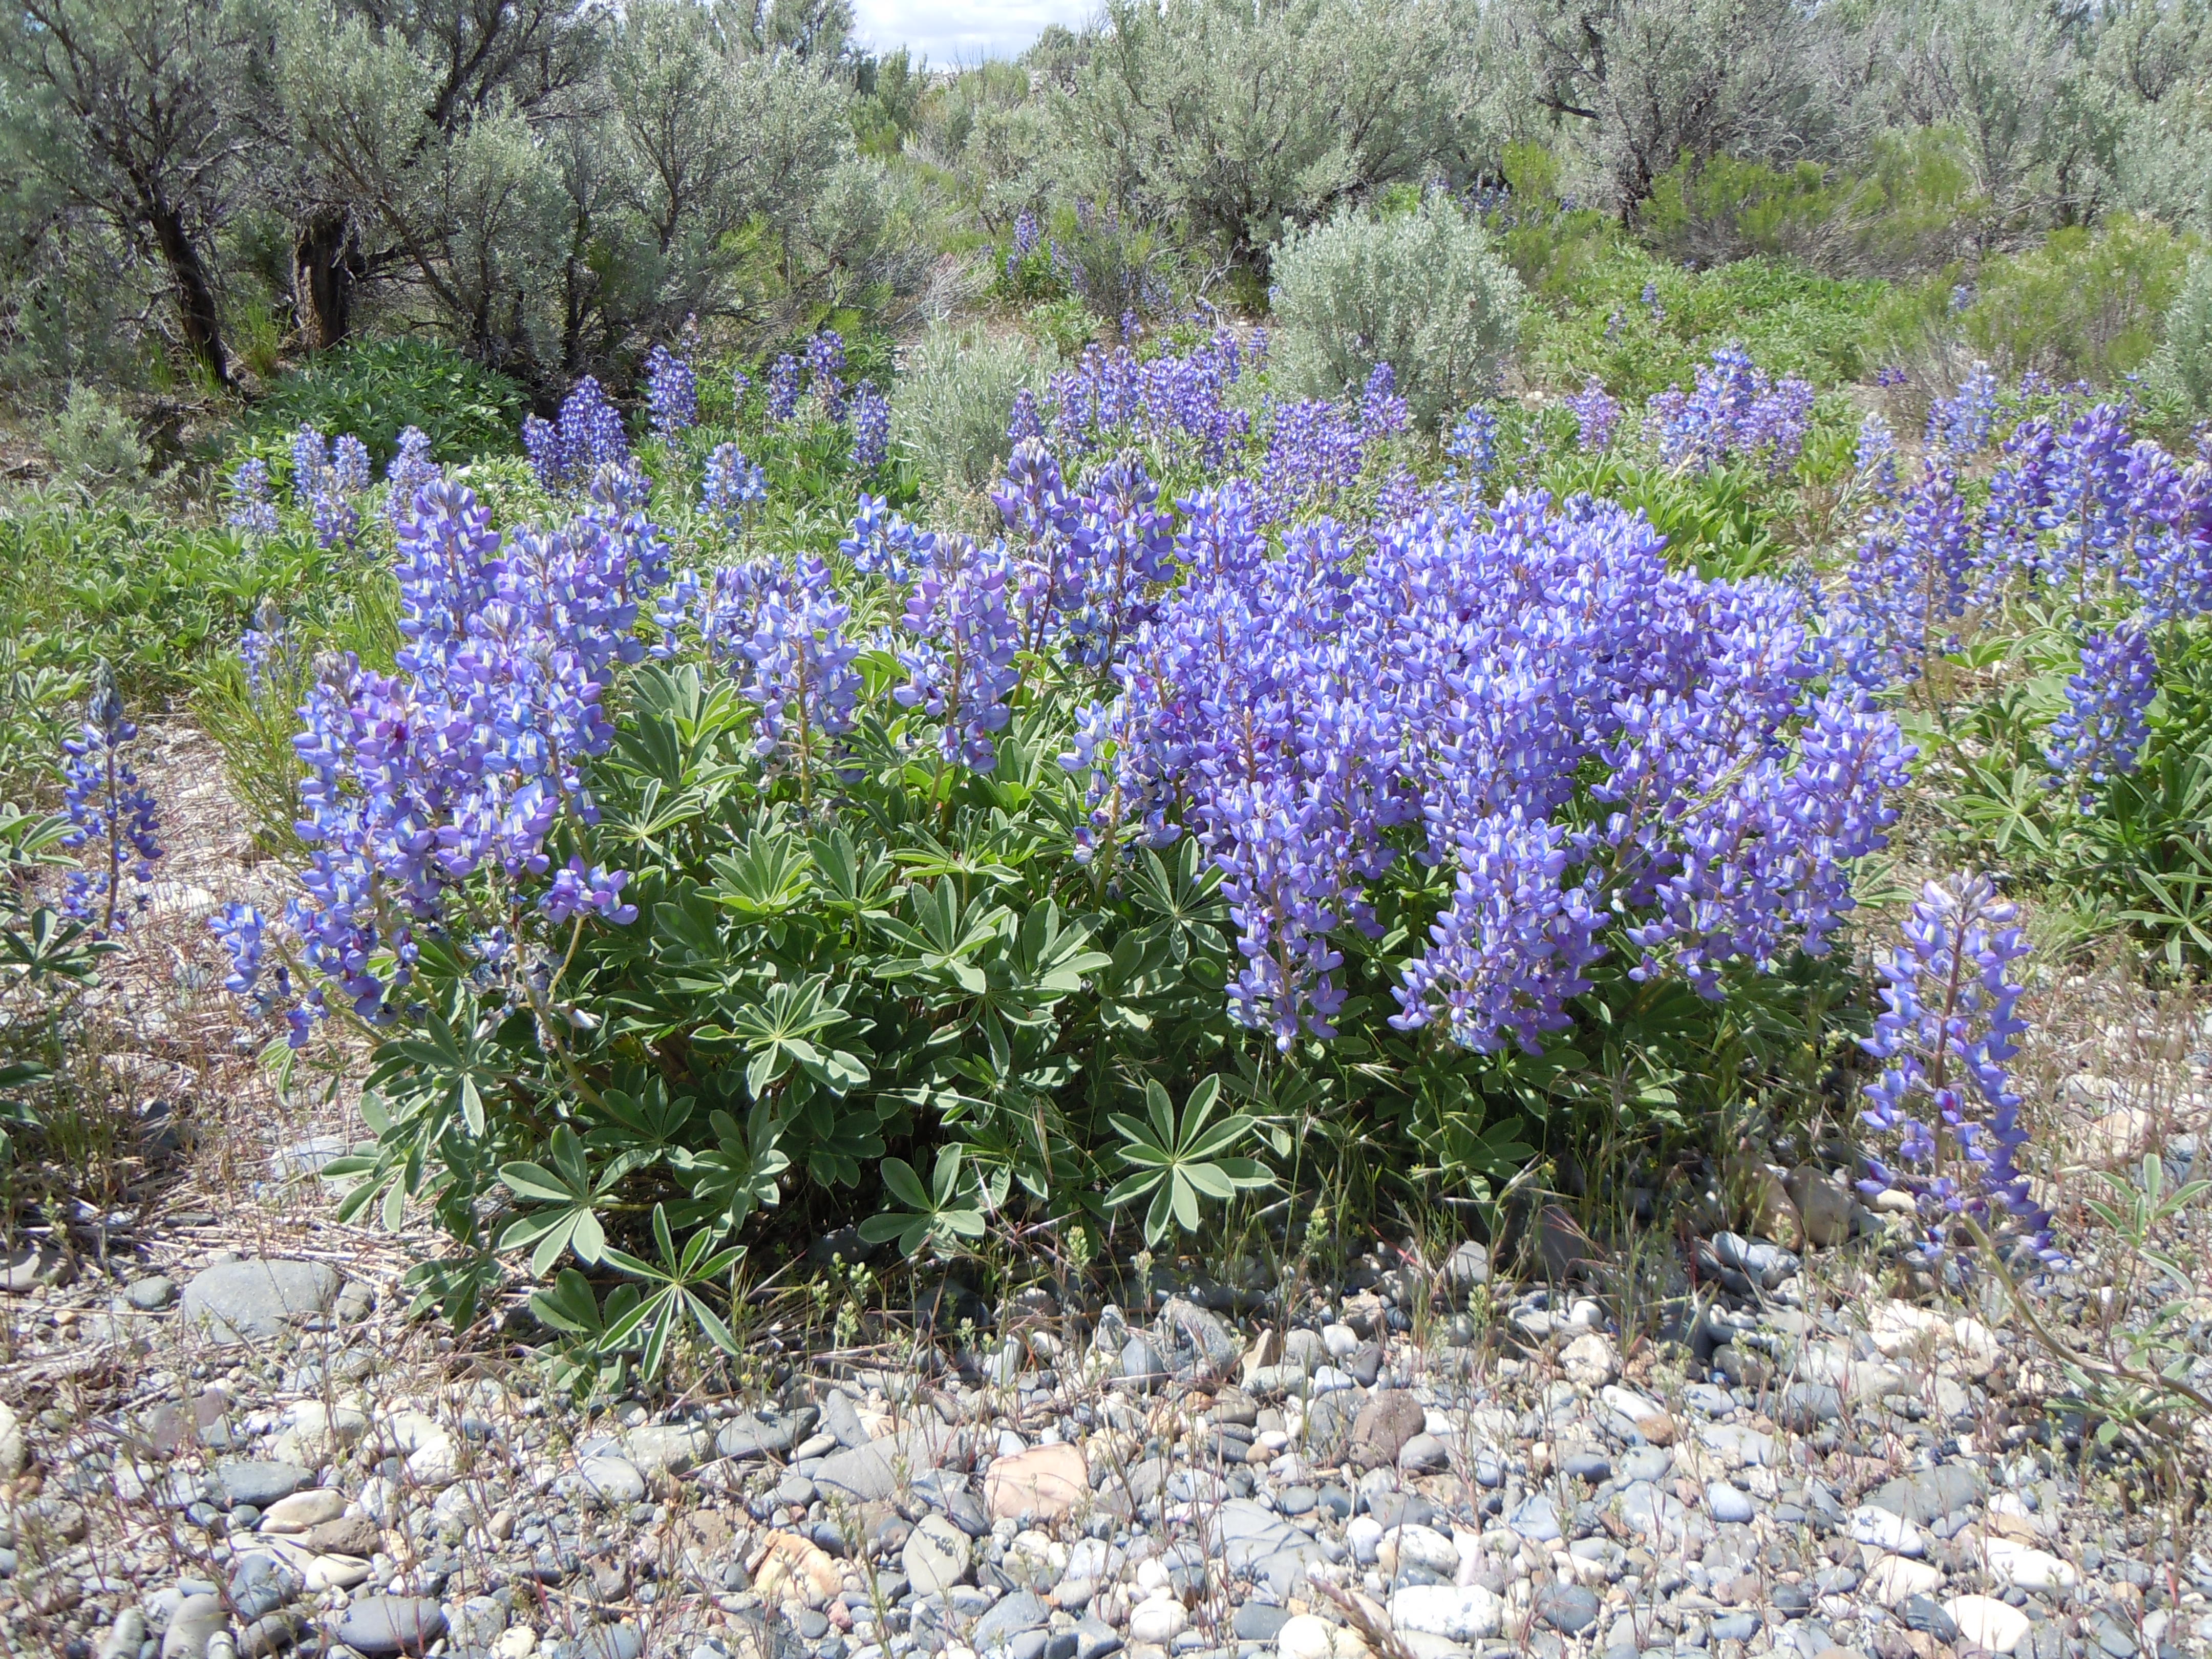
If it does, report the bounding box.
[492,1628,538,1659]
[1559,1332,1619,1388]
[385,1410,460,1485]
[1982,1538,2079,1592]
[0,1401,27,1476]
[1849,1505,1925,1556]
[260,1488,346,1532]
[1948,1596,2032,1654]
[1388,1585,1504,1643]
[1277,1614,1335,1659]
[1706,1482,1755,1524]
[1378,1525,1459,1579]
[1129,1597,1189,1643]
[1865,1554,1944,1605]
[161,1595,228,1659]
[1867,1301,1951,1356]
[903,1514,972,1597]
[1322,1324,1360,1358]
[1346,1516,1384,1566]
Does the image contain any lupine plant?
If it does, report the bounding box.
[60,672,162,936]
[209,349,1921,1364]
[1858,873,2053,1263]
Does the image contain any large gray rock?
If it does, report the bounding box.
[1866,1465,1987,1524]
[1347,1390,1423,1470]
[182,1260,341,1344]
[973,1590,1051,1649]
[714,1410,811,1462]
[813,1422,961,1503]
[336,1596,447,1656]
[214,1461,311,1508]
[902,1513,972,1596]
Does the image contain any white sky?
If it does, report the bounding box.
[850,0,1092,63]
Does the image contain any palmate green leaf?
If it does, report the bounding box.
[1106,1074,1272,1244]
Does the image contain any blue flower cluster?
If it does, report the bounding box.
[524,377,629,494]
[384,426,442,520]
[2045,624,2156,796]
[292,426,371,549]
[701,442,768,533]
[1859,874,2052,1260]
[61,676,163,934]
[227,458,279,539]
[848,381,891,472]
[1086,485,1911,1051]
[1564,379,1619,453]
[233,478,652,1033]
[1647,347,1813,475]
[646,345,698,439]
[1044,330,1257,469]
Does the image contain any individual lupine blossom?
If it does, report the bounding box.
[896,539,1020,772]
[701,442,768,532]
[1926,361,2002,455]
[995,441,1176,665]
[524,377,629,493]
[1359,364,1410,438]
[2044,624,2157,796]
[1641,282,1664,323]
[209,901,306,1044]
[227,458,280,538]
[542,857,638,926]
[272,479,647,1026]
[1647,347,1814,476]
[384,426,442,520]
[292,425,332,495]
[240,598,297,696]
[1007,208,1040,273]
[848,380,891,471]
[765,354,802,422]
[1828,458,1972,691]
[806,330,847,418]
[840,493,937,585]
[1854,413,1899,499]
[60,675,163,934]
[645,345,698,439]
[1007,390,1044,446]
[1564,378,1619,453]
[1446,403,1499,491]
[1093,486,1910,1050]
[1858,874,2054,1262]
[738,557,863,772]
[1875,365,1910,388]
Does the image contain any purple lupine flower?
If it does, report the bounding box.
[331,435,371,495]
[732,366,752,408]
[1359,364,1409,440]
[1858,873,2053,1262]
[558,377,628,482]
[1854,413,1899,499]
[840,494,935,585]
[1007,389,1044,447]
[1642,282,1664,323]
[273,477,647,1022]
[701,443,768,531]
[1875,365,1910,388]
[1447,403,1499,489]
[522,415,563,493]
[60,673,163,935]
[646,345,699,439]
[228,458,279,539]
[2044,624,2156,795]
[291,426,331,496]
[1827,459,1972,691]
[384,426,442,522]
[739,557,863,779]
[1040,331,1252,467]
[765,354,801,422]
[806,330,847,418]
[848,380,891,472]
[1647,347,1813,476]
[1094,487,1911,1050]
[1564,378,1619,453]
[1926,362,2002,455]
[896,539,1020,772]
[541,857,639,926]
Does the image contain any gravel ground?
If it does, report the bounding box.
[4,1154,2209,1659]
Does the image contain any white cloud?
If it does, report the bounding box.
[851,0,1092,64]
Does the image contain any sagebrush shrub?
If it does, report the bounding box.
[42,385,148,491]
[890,324,1049,499]
[1268,198,1523,432]
[2155,253,2212,418]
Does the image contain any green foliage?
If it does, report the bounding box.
[890,324,1049,500]
[2153,253,2212,418]
[40,384,150,492]
[1879,219,2197,391]
[250,340,528,468]
[1052,0,1482,270]
[1269,197,1522,432]
[1105,1075,1272,1245]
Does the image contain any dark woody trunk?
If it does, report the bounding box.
[292,210,364,351]
[148,200,230,388]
